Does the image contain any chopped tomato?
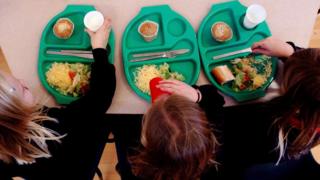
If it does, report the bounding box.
[68,71,76,80]
[239,84,246,90]
[243,74,250,82]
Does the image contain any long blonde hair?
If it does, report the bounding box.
[271,49,320,163]
[0,73,61,164]
[130,95,219,180]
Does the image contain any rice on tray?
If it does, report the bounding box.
[46,62,90,97]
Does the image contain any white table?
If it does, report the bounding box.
[0,0,319,114]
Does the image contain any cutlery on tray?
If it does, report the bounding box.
[130,49,190,62]
[46,50,93,59]
[212,47,252,60]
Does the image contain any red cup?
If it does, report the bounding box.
[150,77,170,103]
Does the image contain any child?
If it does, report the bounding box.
[0,18,116,180]
[122,37,320,180]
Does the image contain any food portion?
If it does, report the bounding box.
[138,20,159,42]
[230,55,272,91]
[134,63,184,94]
[211,22,233,42]
[53,18,74,39]
[211,65,235,85]
[46,62,90,97]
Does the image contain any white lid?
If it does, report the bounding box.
[83,11,104,32]
[246,4,267,23]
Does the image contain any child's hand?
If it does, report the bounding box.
[252,37,294,58]
[85,18,112,49]
[157,79,200,103]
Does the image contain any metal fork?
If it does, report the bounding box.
[130,51,177,62]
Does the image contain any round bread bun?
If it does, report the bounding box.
[53,18,74,39]
[211,22,233,42]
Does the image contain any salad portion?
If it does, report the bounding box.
[230,55,272,91]
[46,62,91,97]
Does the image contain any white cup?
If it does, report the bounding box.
[243,4,267,29]
[84,11,104,32]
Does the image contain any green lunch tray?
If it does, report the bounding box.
[38,4,115,105]
[122,5,201,102]
[198,1,277,102]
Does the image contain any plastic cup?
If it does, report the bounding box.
[149,77,170,103]
[84,11,104,32]
[138,20,159,42]
[243,4,267,29]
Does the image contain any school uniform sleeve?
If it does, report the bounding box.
[195,84,225,115]
[191,84,225,132]
[0,161,13,180]
[244,151,320,180]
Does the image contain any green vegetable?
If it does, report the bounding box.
[159,63,185,81]
[230,56,272,91]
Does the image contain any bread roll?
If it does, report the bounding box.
[211,22,233,42]
[211,65,235,84]
[53,18,74,39]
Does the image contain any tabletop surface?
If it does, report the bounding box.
[0,0,319,114]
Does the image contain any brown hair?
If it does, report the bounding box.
[272,49,320,160]
[130,95,218,180]
[0,72,62,164]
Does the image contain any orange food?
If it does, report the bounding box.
[53,18,74,39]
[211,65,235,85]
[211,22,233,42]
[139,22,158,36]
